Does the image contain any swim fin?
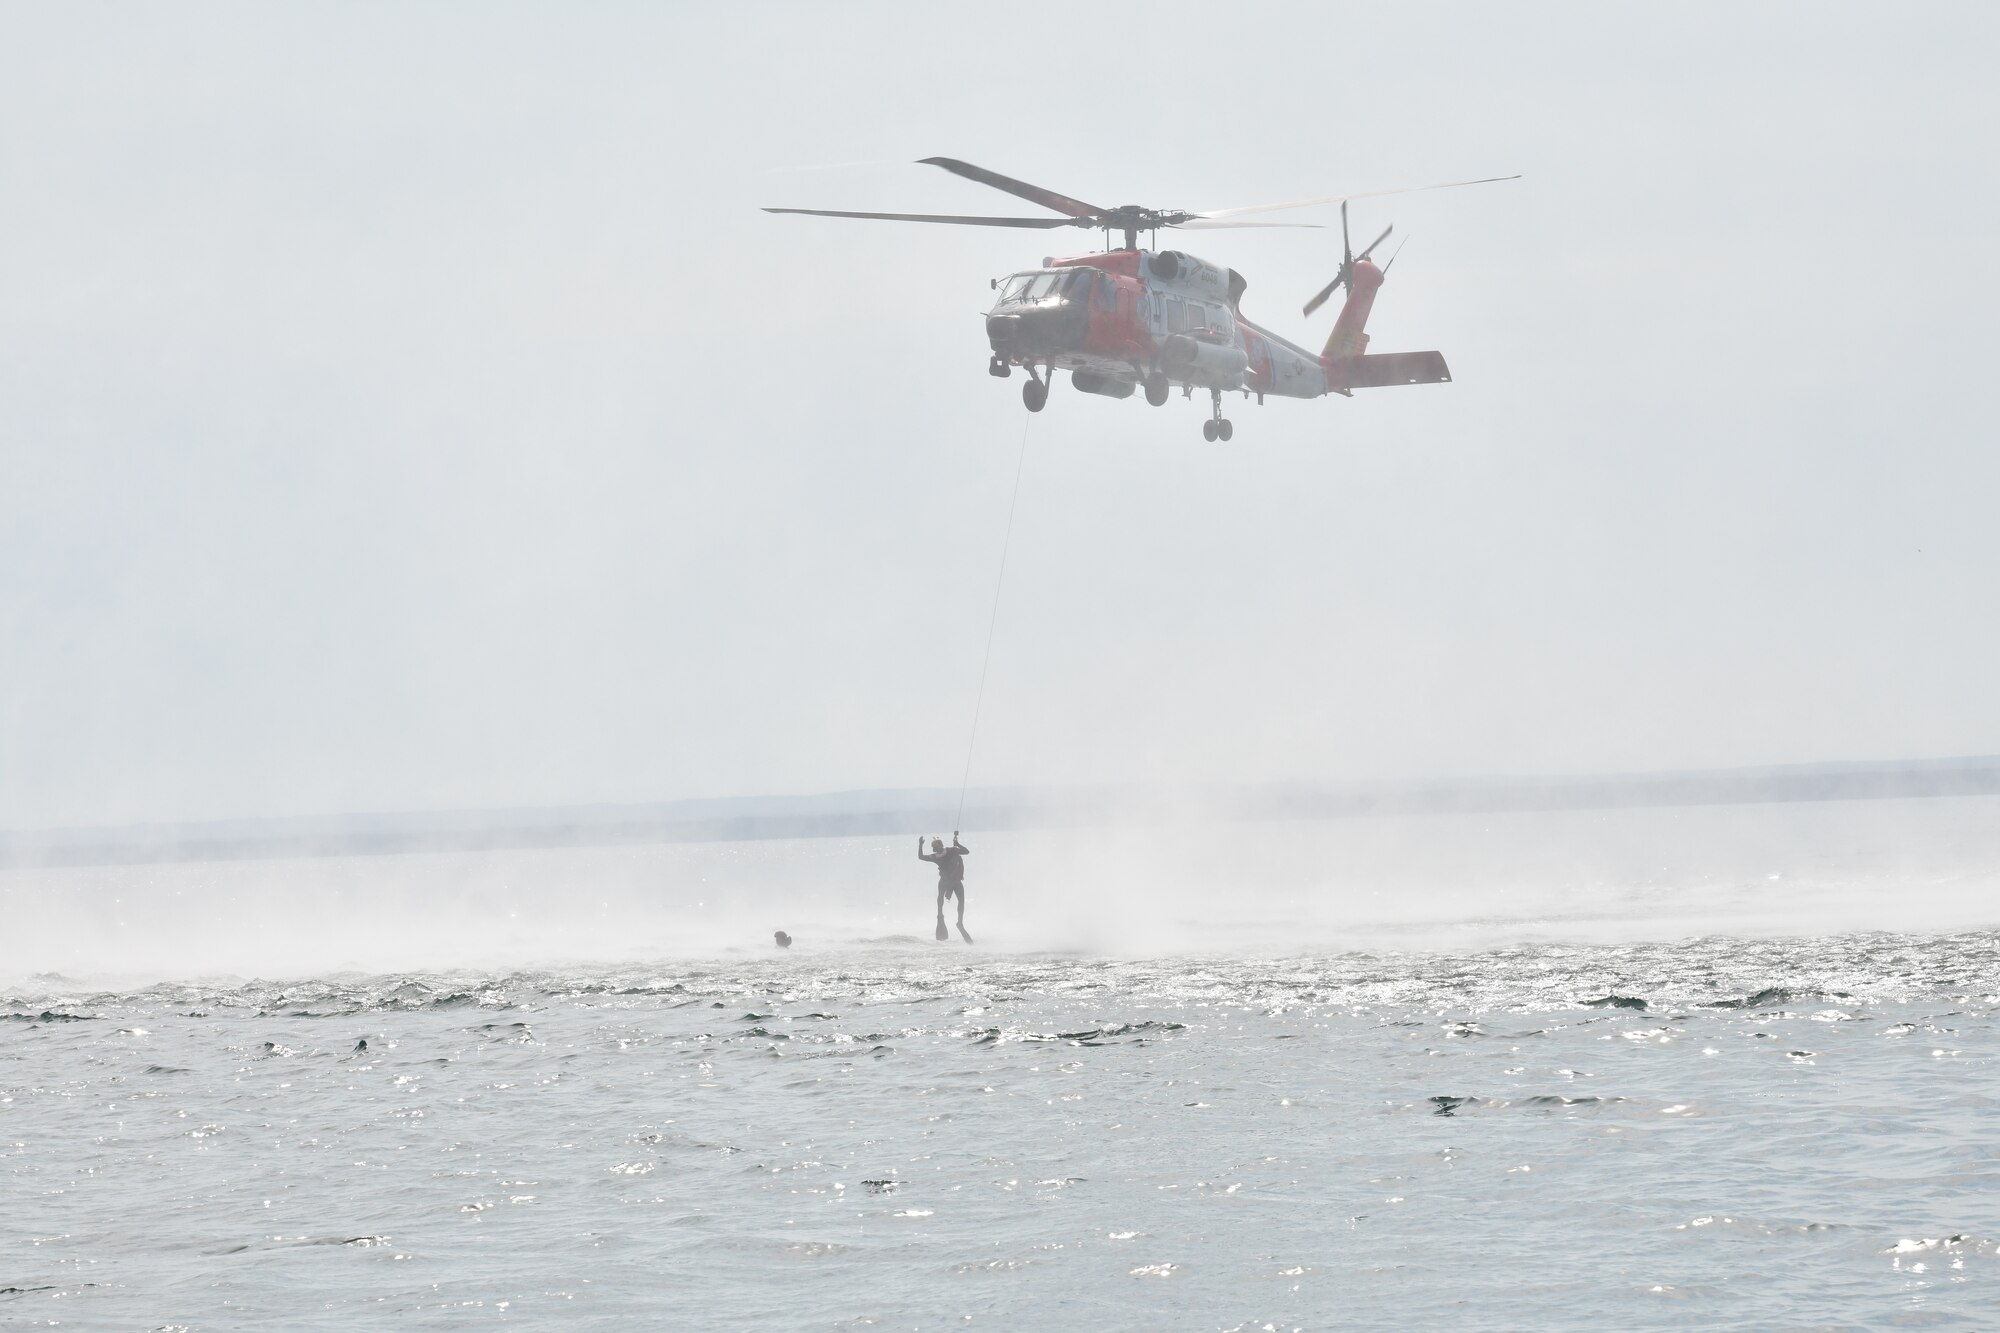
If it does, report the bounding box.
[935,914,948,942]
[956,924,974,945]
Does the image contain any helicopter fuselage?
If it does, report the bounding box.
[985,248,1352,403]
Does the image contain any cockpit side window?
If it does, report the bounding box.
[1025,272,1060,301]
[998,275,1031,304]
[1091,271,1116,310]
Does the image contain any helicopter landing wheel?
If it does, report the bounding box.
[1144,370,1169,406]
[1022,377,1048,413]
[1204,387,1231,440]
[989,356,1011,379]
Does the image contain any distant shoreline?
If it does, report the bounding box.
[4,755,1997,870]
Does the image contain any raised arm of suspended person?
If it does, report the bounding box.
[918,837,940,864]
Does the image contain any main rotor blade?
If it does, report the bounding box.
[1356,223,1394,262]
[762,207,1076,229]
[1302,273,1346,319]
[1173,219,1323,230]
[1195,173,1521,220]
[918,157,1104,219]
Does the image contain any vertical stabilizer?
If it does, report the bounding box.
[1321,259,1384,362]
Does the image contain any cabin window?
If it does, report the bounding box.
[1025,272,1060,301]
[1091,272,1116,311]
[1170,299,1207,334]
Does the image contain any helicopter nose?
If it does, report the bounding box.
[985,311,1028,353]
[987,306,1084,355]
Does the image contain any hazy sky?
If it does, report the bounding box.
[3,2,1997,828]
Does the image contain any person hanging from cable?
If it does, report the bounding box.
[919,832,973,944]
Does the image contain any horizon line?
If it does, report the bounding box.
[4,751,1998,870]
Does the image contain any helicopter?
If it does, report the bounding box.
[766,157,1516,440]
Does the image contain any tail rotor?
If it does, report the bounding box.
[1302,201,1394,318]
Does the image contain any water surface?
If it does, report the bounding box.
[5,798,1999,1327]
[6,934,1999,1328]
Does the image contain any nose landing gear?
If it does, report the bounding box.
[1202,389,1233,442]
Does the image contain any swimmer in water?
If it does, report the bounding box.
[773,930,792,949]
[919,832,972,943]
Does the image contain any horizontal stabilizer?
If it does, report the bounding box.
[1325,350,1451,391]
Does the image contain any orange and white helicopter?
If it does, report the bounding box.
[767,158,1516,440]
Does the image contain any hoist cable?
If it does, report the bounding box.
[954,413,1031,832]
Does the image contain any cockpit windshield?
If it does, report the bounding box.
[995,269,1093,307]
